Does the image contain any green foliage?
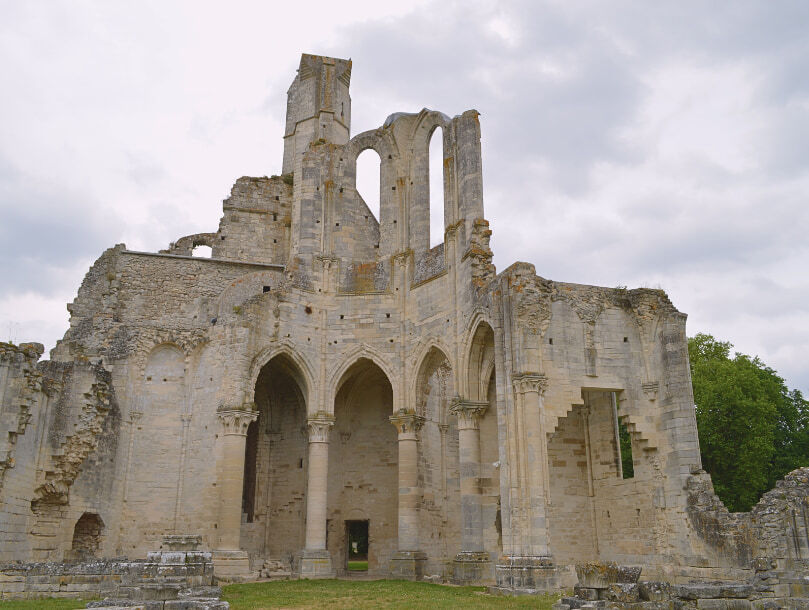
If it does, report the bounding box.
[222,580,560,609]
[689,333,809,512]
[618,418,634,479]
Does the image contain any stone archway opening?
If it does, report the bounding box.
[241,354,308,568]
[415,347,459,574]
[71,512,104,559]
[329,358,397,577]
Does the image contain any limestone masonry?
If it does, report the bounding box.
[1,54,807,604]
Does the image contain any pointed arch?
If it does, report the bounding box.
[460,312,495,399]
[413,344,455,420]
[328,344,399,414]
[466,320,496,402]
[247,341,316,408]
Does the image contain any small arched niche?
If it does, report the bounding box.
[71,512,104,558]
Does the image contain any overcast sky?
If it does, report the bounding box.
[1,1,807,394]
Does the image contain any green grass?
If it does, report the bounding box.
[223,579,560,609]
[347,560,368,571]
[0,580,560,610]
[0,599,95,609]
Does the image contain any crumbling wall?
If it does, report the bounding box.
[0,343,118,563]
[215,176,291,265]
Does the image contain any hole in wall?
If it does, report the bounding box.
[191,245,212,258]
[429,126,445,247]
[356,149,381,221]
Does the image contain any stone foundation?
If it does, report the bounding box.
[296,549,335,579]
[451,551,493,585]
[493,556,558,594]
[389,551,427,581]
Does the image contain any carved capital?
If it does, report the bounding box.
[218,407,258,436]
[390,409,425,439]
[306,414,335,443]
[450,399,488,430]
[511,373,548,395]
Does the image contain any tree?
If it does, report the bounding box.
[688,333,809,512]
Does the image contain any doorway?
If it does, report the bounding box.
[346,520,369,572]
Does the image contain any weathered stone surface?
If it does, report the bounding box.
[0,52,807,603]
[639,582,673,601]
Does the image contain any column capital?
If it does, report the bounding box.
[306,413,335,443]
[511,373,548,395]
[389,410,425,438]
[450,399,488,430]
[217,406,258,436]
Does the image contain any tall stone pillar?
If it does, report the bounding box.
[494,374,557,593]
[298,413,335,578]
[212,406,257,580]
[450,399,492,584]
[389,410,427,580]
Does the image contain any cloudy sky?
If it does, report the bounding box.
[1,1,807,394]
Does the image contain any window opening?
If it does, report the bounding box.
[191,245,212,258]
[356,149,381,221]
[346,520,369,572]
[241,420,259,522]
[612,393,634,479]
[429,126,444,247]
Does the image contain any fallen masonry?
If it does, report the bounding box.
[0,53,807,600]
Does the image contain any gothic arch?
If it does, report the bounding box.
[462,316,496,401]
[413,345,455,420]
[328,344,399,413]
[344,129,399,169]
[247,341,316,409]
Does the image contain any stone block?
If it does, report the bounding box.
[603,583,641,602]
[639,582,673,601]
[696,600,752,610]
[574,585,600,600]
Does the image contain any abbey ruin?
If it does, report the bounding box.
[1,54,807,604]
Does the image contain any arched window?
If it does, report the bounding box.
[356,149,381,221]
[429,127,445,247]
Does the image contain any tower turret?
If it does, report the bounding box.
[282,54,352,174]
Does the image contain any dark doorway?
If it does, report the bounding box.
[345,520,369,571]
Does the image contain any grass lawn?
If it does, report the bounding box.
[223,579,561,609]
[347,560,369,571]
[0,580,560,609]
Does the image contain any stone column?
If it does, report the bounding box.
[389,409,427,580]
[212,405,257,580]
[450,399,492,584]
[298,413,335,578]
[494,374,557,593]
